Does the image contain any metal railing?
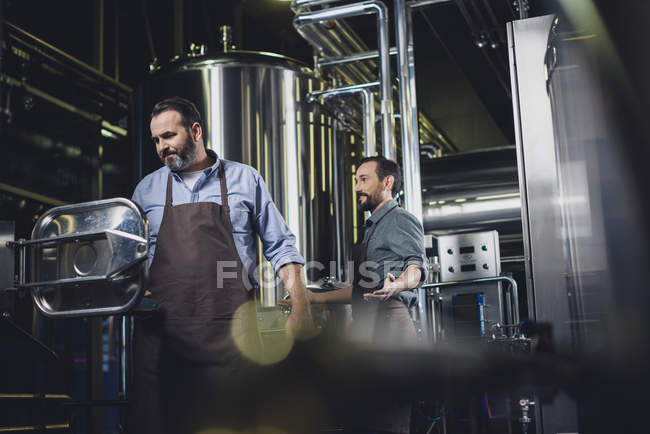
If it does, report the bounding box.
[294,1,395,159]
[308,82,378,156]
[421,275,520,342]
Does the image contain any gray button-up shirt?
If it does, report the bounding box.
[361,199,428,291]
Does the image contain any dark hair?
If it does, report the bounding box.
[151,96,204,135]
[359,156,402,198]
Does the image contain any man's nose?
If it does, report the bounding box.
[157,142,169,155]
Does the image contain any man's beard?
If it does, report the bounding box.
[358,189,382,212]
[160,135,197,172]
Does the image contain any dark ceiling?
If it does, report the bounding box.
[0,0,614,153]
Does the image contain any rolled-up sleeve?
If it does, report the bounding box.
[390,212,428,283]
[251,171,306,272]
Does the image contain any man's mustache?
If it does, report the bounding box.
[357,193,368,198]
[161,149,177,158]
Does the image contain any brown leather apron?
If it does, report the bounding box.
[132,162,260,434]
[348,204,416,434]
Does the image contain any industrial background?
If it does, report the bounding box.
[2,0,650,433]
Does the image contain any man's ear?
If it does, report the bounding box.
[190,122,202,142]
[384,175,394,193]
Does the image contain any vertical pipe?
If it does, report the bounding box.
[395,0,423,222]
[93,0,105,73]
[140,0,157,64]
[372,2,395,159]
[114,0,119,80]
[0,0,4,77]
[89,317,104,434]
[397,0,426,343]
[293,1,394,157]
[120,316,127,400]
[173,0,184,57]
[360,88,376,157]
[332,120,344,280]
[93,0,104,201]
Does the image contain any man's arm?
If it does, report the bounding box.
[363,264,421,301]
[279,284,354,306]
[312,285,353,303]
[246,169,315,335]
[277,263,315,337]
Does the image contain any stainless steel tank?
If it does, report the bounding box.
[137,50,356,305]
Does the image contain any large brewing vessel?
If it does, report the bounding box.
[136,50,355,305]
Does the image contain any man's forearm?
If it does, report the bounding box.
[312,285,353,304]
[278,263,309,306]
[277,263,314,334]
[392,264,422,292]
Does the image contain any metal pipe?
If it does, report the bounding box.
[114,0,119,80]
[291,0,343,12]
[6,23,132,93]
[0,0,5,79]
[517,0,529,20]
[139,0,157,66]
[395,0,423,222]
[407,0,452,6]
[359,88,377,157]
[292,5,451,151]
[18,238,25,286]
[294,1,395,159]
[172,0,184,57]
[422,275,520,326]
[308,82,377,156]
[92,0,104,73]
[120,316,127,402]
[307,81,379,99]
[318,47,398,67]
[336,20,384,81]
[295,23,373,87]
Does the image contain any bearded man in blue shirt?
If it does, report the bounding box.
[130,96,313,434]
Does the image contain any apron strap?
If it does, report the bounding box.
[363,203,398,243]
[218,161,230,214]
[165,173,173,207]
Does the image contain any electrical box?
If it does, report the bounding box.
[437,231,501,282]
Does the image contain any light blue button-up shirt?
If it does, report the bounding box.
[132,151,305,287]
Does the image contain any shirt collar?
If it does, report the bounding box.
[169,149,221,180]
[367,198,398,225]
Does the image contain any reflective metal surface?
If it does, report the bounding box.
[508,15,563,342]
[293,1,396,158]
[291,0,452,152]
[423,275,520,339]
[308,82,377,156]
[421,148,522,255]
[437,231,501,282]
[139,51,358,305]
[395,0,423,222]
[0,222,15,317]
[27,198,148,317]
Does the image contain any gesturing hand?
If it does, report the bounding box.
[363,273,399,302]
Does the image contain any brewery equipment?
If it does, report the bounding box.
[137,47,360,305]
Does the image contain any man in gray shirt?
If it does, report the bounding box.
[288,156,426,325]
[282,156,427,434]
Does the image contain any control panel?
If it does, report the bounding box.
[437,231,501,282]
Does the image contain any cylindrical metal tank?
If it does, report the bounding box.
[136,50,355,305]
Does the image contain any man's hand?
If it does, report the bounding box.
[363,265,422,303]
[363,273,399,302]
[278,289,316,308]
[277,263,316,338]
